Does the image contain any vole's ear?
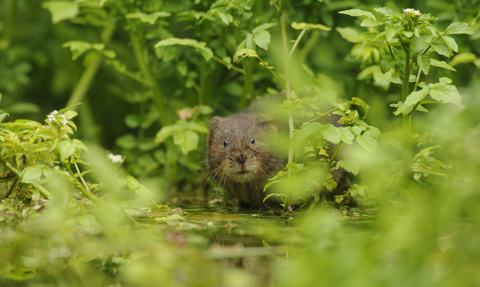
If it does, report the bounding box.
[209,116,222,128]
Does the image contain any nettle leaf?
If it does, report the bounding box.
[253,31,271,50]
[429,83,463,108]
[417,54,430,75]
[126,11,171,25]
[253,23,277,33]
[444,22,474,35]
[291,22,331,31]
[321,124,341,144]
[294,122,323,145]
[42,1,79,24]
[430,59,456,72]
[402,88,430,115]
[154,38,213,61]
[336,159,361,176]
[356,133,377,153]
[336,27,362,43]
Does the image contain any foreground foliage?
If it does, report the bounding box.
[1,0,480,286]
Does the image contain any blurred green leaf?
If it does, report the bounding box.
[42,1,79,23]
[444,22,474,35]
[336,159,361,175]
[126,11,171,25]
[154,38,213,61]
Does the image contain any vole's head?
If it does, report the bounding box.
[206,113,281,183]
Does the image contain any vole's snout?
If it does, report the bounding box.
[237,154,247,164]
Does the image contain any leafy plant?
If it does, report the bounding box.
[338,7,473,179]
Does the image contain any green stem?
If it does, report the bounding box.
[129,28,171,126]
[212,56,245,74]
[289,28,306,58]
[5,177,19,199]
[402,42,412,177]
[66,21,116,109]
[328,142,345,168]
[65,158,100,204]
[0,0,14,49]
[279,0,295,212]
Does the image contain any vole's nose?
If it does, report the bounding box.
[237,154,246,164]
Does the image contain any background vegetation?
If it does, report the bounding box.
[1,0,480,286]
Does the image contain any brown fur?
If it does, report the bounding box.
[206,111,284,209]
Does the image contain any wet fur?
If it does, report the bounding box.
[206,111,283,209]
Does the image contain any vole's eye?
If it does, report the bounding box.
[223,140,229,147]
[250,138,255,144]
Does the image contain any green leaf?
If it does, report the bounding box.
[233,49,258,62]
[385,24,399,42]
[338,127,354,144]
[350,97,369,118]
[339,9,376,21]
[174,130,199,154]
[154,38,213,61]
[380,57,397,73]
[294,122,322,145]
[126,11,171,25]
[253,23,277,33]
[334,195,344,204]
[429,84,463,108]
[291,22,331,31]
[336,159,361,175]
[62,41,97,61]
[449,53,477,67]
[417,54,430,75]
[21,167,44,182]
[431,41,452,57]
[430,59,456,72]
[361,18,379,27]
[374,7,396,17]
[253,30,271,50]
[116,134,137,149]
[444,22,474,35]
[356,133,377,153]
[58,140,76,162]
[402,88,430,115]
[336,27,361,43]
[321,124,341,144]
[155,125,182,143]
[442,36,458,53]
[42,1,79,23]
[0,113,8,123]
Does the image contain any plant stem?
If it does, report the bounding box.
[289,28,306,58]
[402,42,412,177]
[129,28,171,126]
[279,0,295,212]
[66,21,116,109]
[328,142,345,168]
[212,55,245,74]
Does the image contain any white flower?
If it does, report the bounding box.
[108,153,124,164]
[46,125,51,130]
[404,8,421,17]
[52,110,58,115]
[47,114,56,121]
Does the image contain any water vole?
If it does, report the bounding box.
[206,106,284,209]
